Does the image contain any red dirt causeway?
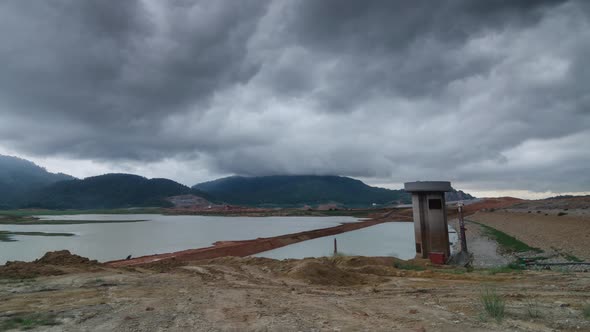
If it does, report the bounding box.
[107,211,411,267]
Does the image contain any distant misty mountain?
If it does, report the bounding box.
[25,173,212,209]
[446,190,475,202]
[0,154,474,210]
[193,175,474,207]
[0,155,75,208]
[194,175,403,207]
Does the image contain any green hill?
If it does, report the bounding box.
[193,175,407,207]
[0,155,473,210]
[193,175,474,207]
[25,173,211,209]
[0,155,75,209]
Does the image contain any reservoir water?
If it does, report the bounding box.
[255,222,416,260]
[0,215,354,264]
[255,223,458,260]
[1,215,456,264]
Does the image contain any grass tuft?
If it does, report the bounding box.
[583,304,590,320]
[393,262,425,271]
[525,299,542,319]
[480,287,505,322]
[563,253,583,262]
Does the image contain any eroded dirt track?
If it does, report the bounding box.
[1,256,589,331]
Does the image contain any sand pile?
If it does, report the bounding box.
[330,256,402,268]
[139,258,188,272]
[0,250,101,279]
[196,256,281,267]
[35,250,99,266]
[350,265,401,276]
[0,261,64,279]
[286,260,369,286]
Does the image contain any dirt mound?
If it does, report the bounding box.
[0,261,65,279]
[0,250,101,279]
[196,256,282,267]
[286,260,369,286]
[350,265,401,276]
[463,197,523,214]
[330,256,402,268]
[35,250,99,266]
[139,258,188,272]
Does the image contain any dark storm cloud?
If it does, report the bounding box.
[278,0,571,106]
[0,0,266,122]
[0,0,589,193]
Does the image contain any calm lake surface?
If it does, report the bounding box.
[1,215,457,264]
[0,215,355,264]
[254,222,458,260]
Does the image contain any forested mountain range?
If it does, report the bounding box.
[0,155,474,209]
[194,175,474,207]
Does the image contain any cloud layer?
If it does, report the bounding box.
[0,0,589,193]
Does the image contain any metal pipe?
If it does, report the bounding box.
[458,201,468,253]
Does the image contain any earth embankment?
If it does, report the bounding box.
[108,209,412,267]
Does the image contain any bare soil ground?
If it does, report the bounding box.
[469,211,590,261]
[1,253,590,331]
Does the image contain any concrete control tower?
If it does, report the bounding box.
[404,181,452,260]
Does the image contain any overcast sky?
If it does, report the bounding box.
[1,0,589,198]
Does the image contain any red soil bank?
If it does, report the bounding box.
[107,216,406,267]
